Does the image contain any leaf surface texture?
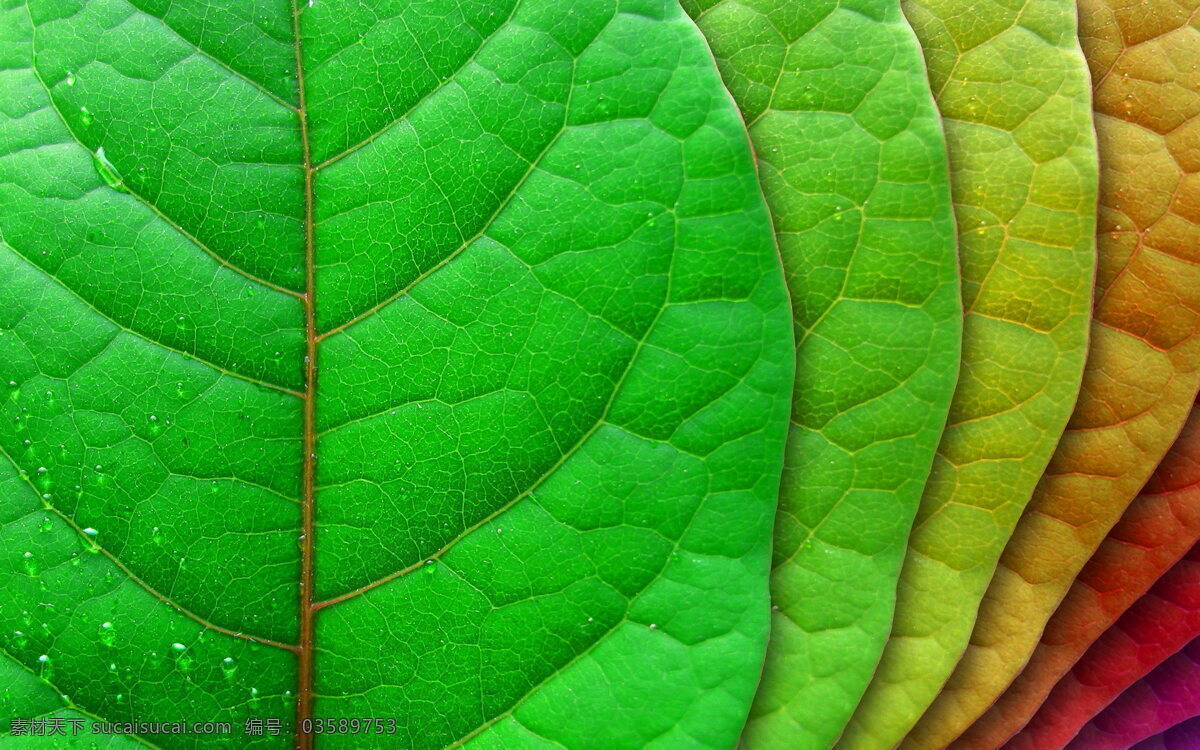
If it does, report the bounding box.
[916,3,1200,744]
[1132,716,1200,750]
[0,1,795,747]
[1008,539,1200,747]
[1065,638,1200,749]
[680,0,962,746]
[961,401,1200,748]
[837,0,1099,745]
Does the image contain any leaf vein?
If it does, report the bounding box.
[1,239,303,398]
[0,443,299,652]
[311,0,522,171]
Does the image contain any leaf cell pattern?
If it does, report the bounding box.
[962,401,1200,748]
[916,1,1200,745]
[4,0,1199,747]
[682,0,962,747]
[0,1,795,748]
[838,0,1099,745]
[1007,539,1200,747]
[1065,638,1200,750]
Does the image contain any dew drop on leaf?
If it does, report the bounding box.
[91,147,128,193]
[21,552,38,577]
[37,654,52,680]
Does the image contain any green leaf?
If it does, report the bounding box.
[838,0,1099,747]
[681,1,961,746]
[0,1,794,748]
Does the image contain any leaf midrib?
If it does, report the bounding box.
[13,3,721,746]
[292,0,318,743]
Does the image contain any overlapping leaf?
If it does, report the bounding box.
[0,1,795,748]
[1132,716,1200,750]
[961,402,1200,747]
[837,0,1098,746]
[1066,638,1200,749]
[680,1,961,746]
[1007,541,1200,747]
[920,3,1200,744]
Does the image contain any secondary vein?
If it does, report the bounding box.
[0,444,298,653]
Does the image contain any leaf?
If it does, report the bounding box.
[1065,638,1200,750]
[915,3,1200,744]
[0,647,137,749]
[836,0,1099,745]
[679,0,962,746]
[0,1,795,748]
[1134,716,1200,750]
[959,401,1200,747]
[1006,541,1200,747]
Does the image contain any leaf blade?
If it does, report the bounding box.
[681,1,963,746]
[913,3,1200,744]
[838,0,1099,746]
[0,2,795,748]
[961,401,1200,747]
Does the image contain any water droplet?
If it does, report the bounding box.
[37,654,53,679]
[64,70,76,86]
[98,621,115,647]
[81,527,99,537]
[39,517,52,533]
[171,642,193,671]
[91,147,128,193]
[648,623,658,630]
[221,656,237,678]
[21,552,38,577]
[79,106,93,126]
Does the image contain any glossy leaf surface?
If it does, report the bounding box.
[838,0,1098,746]
[681,0,961,746]
[0,1,795,747]
[925,2,1200,744]
[1066,638,1200,749]
[961,401,1200,748]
